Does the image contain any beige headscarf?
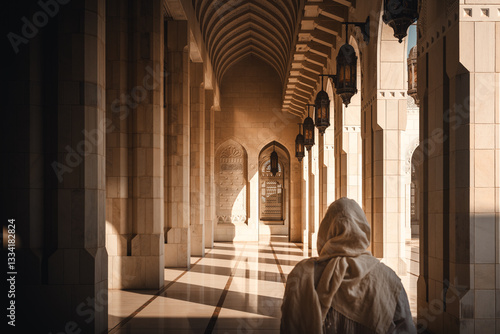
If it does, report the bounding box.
[281,197,402,334]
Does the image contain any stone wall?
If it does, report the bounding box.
[416,1,500,332]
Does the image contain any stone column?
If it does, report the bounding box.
[308,128,320,255]
[308,147,315,249]
[318,133,326,220]
[302,150,310,255]
[128,0,165,288]
[8,0,108,331]
[360,24,407,275]
[372,90,407,275]
[362,101,375,255]
[322,91,336,212]
[205,89,216,249]
[335,96,363,205]
[190,61,205,256]
[105,0,131,290]
[417,2,500,332]
[324,123,336,208]
[165,20,191,268]
[291,155,305,243]
[53,1,108,331]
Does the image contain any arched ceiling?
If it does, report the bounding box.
[192,0,301,84]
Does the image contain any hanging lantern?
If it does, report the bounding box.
[295,123,305,162]
[335,42,358,107]
[317,19,368,109]
[314,76,330,134]
[270,144,279,176]
[407,45,419,106]
[382,0,419,43]
[303,105,315,151]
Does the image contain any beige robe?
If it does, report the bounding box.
[280,197,416,334]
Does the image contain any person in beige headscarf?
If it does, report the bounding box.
[281,197,416,334]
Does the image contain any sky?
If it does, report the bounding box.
[407,23,417,56]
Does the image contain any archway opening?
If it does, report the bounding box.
[258,141,290,237]
[260,160,285,222]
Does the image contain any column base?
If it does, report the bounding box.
[309,232,317,249]
[109,255,164,289]
[215,222,258,242]
[35,248,108,332]
[302,230,309,257]
[165,227,190,268]
[205,219,214,248]
[191,224,205,256]
[164,243,190,268]
[18,281,108,333]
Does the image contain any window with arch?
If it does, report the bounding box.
[260,159,284,221]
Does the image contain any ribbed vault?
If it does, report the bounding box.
[193,0,301,84]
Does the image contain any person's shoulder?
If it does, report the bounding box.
[373,262,403,288]
[287,257,317,280]
[377,262,401,277]
[285,258,316,290]
[290,257,316,273]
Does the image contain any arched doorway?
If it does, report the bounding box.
[258,141,290,236]
[260,159,284,221]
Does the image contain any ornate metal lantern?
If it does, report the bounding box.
[383,0,419,43]
[295,124,305,162]
[314,76,331,134]
[407,45,419,106]
[303,104,315,151]
[318,18,368,108]
[335,42,358,107]
[270,143,278,176]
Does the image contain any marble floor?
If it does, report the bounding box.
[108,236,418,333]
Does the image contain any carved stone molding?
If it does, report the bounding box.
[215,142,247,224]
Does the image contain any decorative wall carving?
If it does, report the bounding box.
[407,95,419,111]
[220,145,243,158]
[216,143,247,224]
[405,139,420,174]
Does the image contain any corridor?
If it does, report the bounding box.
[108,237,300,333]
[6,0,500,332]
[107,237,417,333]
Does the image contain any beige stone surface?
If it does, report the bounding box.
[9,0,500,331]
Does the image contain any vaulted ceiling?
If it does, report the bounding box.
[165,0,354,117]
[192,0,301,84]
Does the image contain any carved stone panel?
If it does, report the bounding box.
[216,144,247,224]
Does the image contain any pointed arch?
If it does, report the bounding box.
[258,141,290,236]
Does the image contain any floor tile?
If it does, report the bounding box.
[108,238,418,333]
